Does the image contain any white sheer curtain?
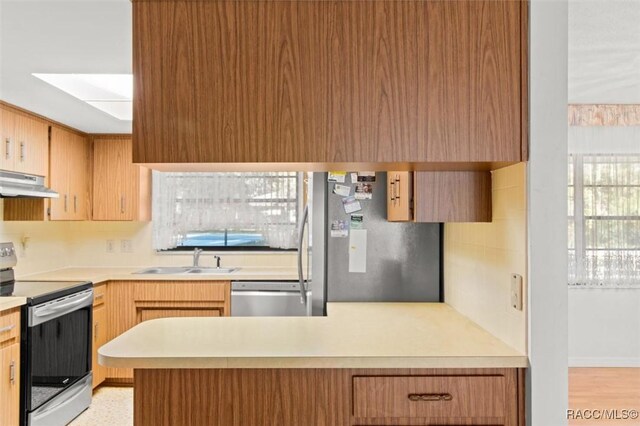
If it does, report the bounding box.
[569,154,640,287]
[152,172,299,250]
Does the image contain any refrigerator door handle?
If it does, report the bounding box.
[297,204,309,306]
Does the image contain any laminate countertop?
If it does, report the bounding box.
[99,303,528,370]
[20,266,299,284]
[0,297,26,312]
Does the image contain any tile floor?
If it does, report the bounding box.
[70,386,133,426]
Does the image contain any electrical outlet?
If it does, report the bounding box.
[106,240,115,253]
[510,273,523,311]
[121,240,133,253]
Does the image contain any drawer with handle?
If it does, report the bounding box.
[0,308,20,345]
[93,284,106,307]
[353,375,506,419]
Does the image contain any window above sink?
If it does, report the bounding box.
[153,172,301,252]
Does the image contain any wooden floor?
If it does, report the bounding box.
[569,368,640,425]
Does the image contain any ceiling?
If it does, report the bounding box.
[1,1,639,134]
[0,1,132,133]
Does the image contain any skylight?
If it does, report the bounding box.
[32,73,133,121]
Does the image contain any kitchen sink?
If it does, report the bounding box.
[133,267,239,275]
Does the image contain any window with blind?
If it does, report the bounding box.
[569,154,640,287]
[152,172,299,251]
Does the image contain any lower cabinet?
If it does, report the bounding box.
[92,304,107,388]
[105,280,230,383]
[0,308,21,426]
[92,283,108,389]
[134,368,525,426]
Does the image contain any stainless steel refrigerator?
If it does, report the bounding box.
[306,172,442,316]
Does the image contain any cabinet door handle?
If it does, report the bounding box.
[408,393,453,402]
[9,360,15,384]
[0,324,15,333]
[120,195,125,214]
[5,138,11,160]
[64,195,68,212]
[74,195,78,213]
[389,180,395,203]
[19,141,25,162]
[94,323,98,341]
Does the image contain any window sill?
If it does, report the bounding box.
[155,250,297,256]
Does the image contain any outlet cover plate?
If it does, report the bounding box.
[120,240,133,253]
[511,273,523,311]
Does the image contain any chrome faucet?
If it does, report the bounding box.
[213,255,221,269]
[192,248,203,267]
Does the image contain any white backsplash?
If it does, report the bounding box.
[0,201,297,276]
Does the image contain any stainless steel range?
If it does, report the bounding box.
[0,242,93,426]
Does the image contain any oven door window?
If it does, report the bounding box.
[28,307,90,410]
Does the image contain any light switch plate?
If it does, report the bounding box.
[511,273,523,311]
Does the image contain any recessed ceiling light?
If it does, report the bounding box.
[32,73,133,121]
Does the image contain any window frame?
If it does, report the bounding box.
[569,153,640,287]
[154,172,301,253]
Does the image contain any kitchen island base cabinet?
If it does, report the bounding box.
[133,368,525,426]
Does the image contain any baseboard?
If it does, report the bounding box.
[569,357,640,367]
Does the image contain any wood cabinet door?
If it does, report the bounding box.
[0,343,20,426]
[68,134,91,220]
[49,127,71,220]
[414,171,492,223]
[139,308,221,322]
[468,0,522,161]
[13,114,49,176]
[92,304,107,388]
[93,138,137,221]
[387,172,413,222]
[132,1,526,165]
[0,108,16,171]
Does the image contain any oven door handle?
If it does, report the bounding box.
[30,290,93,326]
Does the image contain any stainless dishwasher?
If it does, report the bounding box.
[231,281,312,316]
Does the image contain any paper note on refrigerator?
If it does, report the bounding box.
[348,229,367,273]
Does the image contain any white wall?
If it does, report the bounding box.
[529,0,569,424]
[0,212,73,276]
[569,289,640,367]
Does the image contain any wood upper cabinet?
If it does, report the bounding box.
[13,113,49,176]
[387,172,413,222]
[0,308,21,426]
[132,0,527,165]
[49,127,91,221]
[92,137,151,221]
[388,171,492,223]
[0,106,49,176]
[0,107,16,171]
